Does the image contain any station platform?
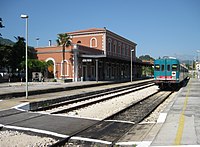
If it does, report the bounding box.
[151,78,200,146]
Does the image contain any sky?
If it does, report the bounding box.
[0,0,200,60]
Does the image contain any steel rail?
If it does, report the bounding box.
[50,90,173,147]
[50,83,154,114]
[35,81,154,111]
[109,91,174,146]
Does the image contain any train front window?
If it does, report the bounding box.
[155,64,160,71]
[161,65,164,71]
[172,64,178,71]
[167,65,170,71]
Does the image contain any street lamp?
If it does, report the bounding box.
[36,37,40,47]
[21,14,28,98]
[73,44,78,82]
[197,50,200,79]
[131,49,135,82]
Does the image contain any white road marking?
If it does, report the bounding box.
[12,102,29,111]
[71,136,112,145]
[157,113,167,123]
[4,125,68,138]
[116,141,152,146]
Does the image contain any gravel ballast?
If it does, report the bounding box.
[0,130,57,147]
[64,85,159,119]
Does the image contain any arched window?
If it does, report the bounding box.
[126,45,129,56]
[118,42,121,54]
[90,37,97,48]
[45,58,56,78]
[61,60,69,77]
[113,41,117,53]
[122,44,125,55]
[108,38,112,52]
[77,40,81,44]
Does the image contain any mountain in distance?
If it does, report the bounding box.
[139,55,155,61]
[0,37,14,46]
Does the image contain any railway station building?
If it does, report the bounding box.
[36,28,145,81]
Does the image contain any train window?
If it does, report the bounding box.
[180,66,183,72]
[161,65,164,71]
[172,64,178,71]
[178,65,180,71]
[167,65,170,71]
[155,64,160,71]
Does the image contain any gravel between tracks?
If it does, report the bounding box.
[143,91,177,122]
[0,130,58,147]
[64,85,160,119]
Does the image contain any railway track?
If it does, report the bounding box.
[35,80,154,112]
[48,82,154,114]
[50,90,174,147]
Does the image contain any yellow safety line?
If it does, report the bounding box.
[174,81,190,145]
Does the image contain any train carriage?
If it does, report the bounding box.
[154,56,188,89]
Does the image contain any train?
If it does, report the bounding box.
[154,56,189,89]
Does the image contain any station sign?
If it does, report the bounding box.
[82,59,92,62]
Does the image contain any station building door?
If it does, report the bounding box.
[82,65,87,81]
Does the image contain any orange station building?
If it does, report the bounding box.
[35,28,139,81]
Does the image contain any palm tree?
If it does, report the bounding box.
[56,33,71,79]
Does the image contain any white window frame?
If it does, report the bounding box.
[45,57,56,78]
[90,37,97,48]
[61,60,69,77]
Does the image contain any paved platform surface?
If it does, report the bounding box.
[151,78,200,146]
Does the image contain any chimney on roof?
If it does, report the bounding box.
[49,40,51,46]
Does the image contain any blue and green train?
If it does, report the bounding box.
[154,57,189,89]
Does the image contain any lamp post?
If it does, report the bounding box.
[36,37,39,47]
[197,50,200,79]
[21,14,28,98]
[96,59,98,82]
[73,44,78,82]
[193,57,195,78]
[131,49,135,82]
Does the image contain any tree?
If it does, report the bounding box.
[56,33,71,79]
[139,55,154,77]
[9,36,26,72]
[0,44,12,69]
[20,59,49,80]
[0,18,5,36]
[0,36,40,82]
[0,36,37,73]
